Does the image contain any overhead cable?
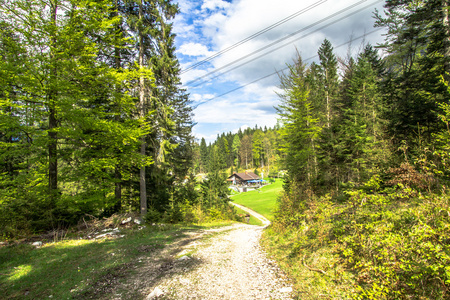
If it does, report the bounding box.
[192,28,383,109]
[185,0,382,87]
[180,0,327,74]
[189,0,382,88]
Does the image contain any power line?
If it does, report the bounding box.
[185,0,382,87]
[192,28,383,109]
[180,0,327,74]
[189,0,382,89]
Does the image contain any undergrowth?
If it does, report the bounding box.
[262,180,450,299]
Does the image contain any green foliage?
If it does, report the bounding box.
[277,55,321,184]
[266,179,450,299]
[267,6,450,295]
[336,190,450,299]
[193,126,283,175]
[200,171,229,210]
[0,0,195,236]
[252,129,264,167]
[374,0,448,151]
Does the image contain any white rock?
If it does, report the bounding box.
[177,255,190,261]
[146,287,164,299]
[279,286,293,293]
[122,217,132,224]
[134,218,143,225]
[32,241,42,247]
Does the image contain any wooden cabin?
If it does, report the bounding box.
[227,171,261,186]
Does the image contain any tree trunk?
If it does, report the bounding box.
[326,90,330,128]
[114,0,122,203]
[443,0,450,80]
[49,0,58,198]
[139,0,147,217]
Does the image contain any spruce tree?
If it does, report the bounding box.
[232,135,241,169]
[276,54,321,184]
[375,0,449,154]
[316,39,339,190]
[252,130,264,168]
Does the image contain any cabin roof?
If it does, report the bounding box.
[228,172,260,181]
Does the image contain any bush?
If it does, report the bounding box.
[144,207,162,223]
[266,178,450,299]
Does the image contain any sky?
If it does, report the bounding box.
[172,0,387,144]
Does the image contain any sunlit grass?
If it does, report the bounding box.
[0,222,229,299]
[231,179,283,220]
[8,264,32,281]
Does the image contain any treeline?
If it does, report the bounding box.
[193,125,283,176]
[0,0,196,237]
[269,1,450,298]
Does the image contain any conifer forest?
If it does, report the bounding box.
[2,0,450,297]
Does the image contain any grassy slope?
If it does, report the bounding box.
[0,222,233,299]
[230,179,283,220]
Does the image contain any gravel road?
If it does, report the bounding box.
[101,205,292,299]
[145,222,293,300]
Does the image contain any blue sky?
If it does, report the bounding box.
[172,0,387,144]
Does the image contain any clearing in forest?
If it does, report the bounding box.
[230,179,283,220]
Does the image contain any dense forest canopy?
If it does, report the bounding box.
[0,0,196,234]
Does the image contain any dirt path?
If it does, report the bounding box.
[102,206,292,299]
[229,202,271,226]
[141,223,293,299]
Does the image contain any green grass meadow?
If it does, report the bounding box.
[230,179,283,220]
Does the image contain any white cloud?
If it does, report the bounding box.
[208,0,385,81]
[177,42,213,57]
[193,94,278,126]
[177,0,196,14]
[180,67,215,85]
[201,0,231,11]
[191,93,215,103]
